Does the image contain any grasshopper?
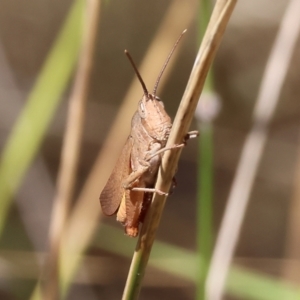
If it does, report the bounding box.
[100,30,195,237]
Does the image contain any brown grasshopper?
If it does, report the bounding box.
[100,30,195,237]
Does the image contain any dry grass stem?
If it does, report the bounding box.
[122,1,237,299]
[42,1,101,299]
[206,0,300,299]
[59,0,195,291]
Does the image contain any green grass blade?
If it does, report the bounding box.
[196,0,215,298]
[96,224,300,300]
[197,122,213,294]
[0,0,84,236]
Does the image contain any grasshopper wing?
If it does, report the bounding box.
[99,137,133,216]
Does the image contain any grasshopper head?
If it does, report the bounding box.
[124,29,186,142]
[138,93,172,141]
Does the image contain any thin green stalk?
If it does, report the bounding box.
[196,0,215,299]
[199,0,213,40]
[197,122,213,299]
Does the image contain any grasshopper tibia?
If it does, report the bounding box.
[131,187,168,196]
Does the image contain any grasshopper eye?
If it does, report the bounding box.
[140,102,145,112]
[138,100,146,118]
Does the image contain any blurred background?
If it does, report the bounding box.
[0,0,300,299]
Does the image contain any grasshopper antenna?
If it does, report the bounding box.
[152,29,187,96]
[124,50,149,96]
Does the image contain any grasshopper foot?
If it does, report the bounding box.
[183,130,199,143]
